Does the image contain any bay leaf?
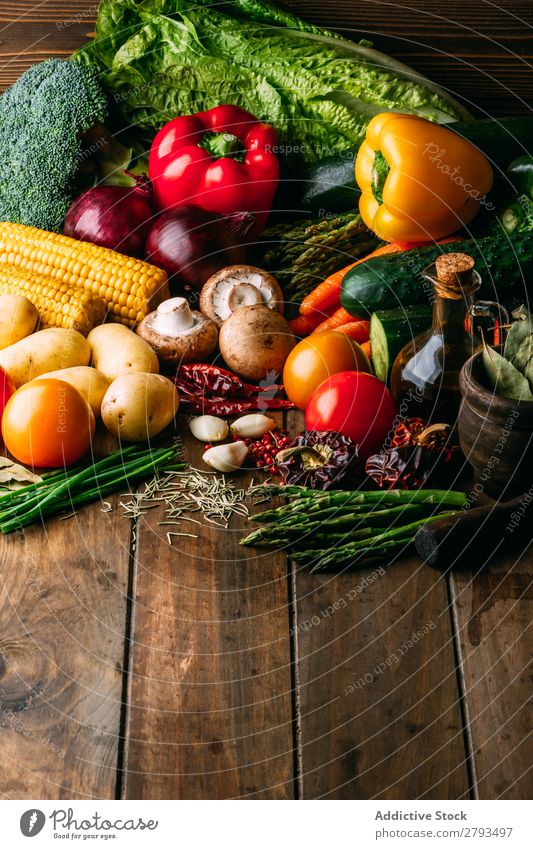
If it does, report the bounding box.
[0,461,42,487]
[482,339,533,401]
[504,316,533,366]
[511,304,531,321]
[512,333,533,375]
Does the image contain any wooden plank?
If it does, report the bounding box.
[1,0,532,118]
[284,408,469,799]
[295,560,470,798]
[451,546,533,799]
[121,431,295,799]
[0,452,132,799]
[287,0,533,116]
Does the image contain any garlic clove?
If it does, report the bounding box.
[230,413,276,438]
[189,415,229,442]
[202,441,249,473]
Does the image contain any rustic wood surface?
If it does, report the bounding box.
[0,0,531,800]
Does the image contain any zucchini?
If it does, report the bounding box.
[296,117,533,213]
[370,307,433,383]
[341,232,533,316]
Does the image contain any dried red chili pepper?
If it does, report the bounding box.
[175,364,284,398]
[276,430,359,489]
[391,417,426,448]
[365,444,436,489]
[178,395,293,415]
[366,420,456,489]
[173,363,293,415]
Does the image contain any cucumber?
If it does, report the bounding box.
[370,307,433,384]
[296,117,533,213]
[298,151,359,213]
[341,232,533,316]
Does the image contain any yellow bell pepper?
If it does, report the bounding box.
[356,112,493,242]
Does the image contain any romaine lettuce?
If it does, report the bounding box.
[74,0,468,164]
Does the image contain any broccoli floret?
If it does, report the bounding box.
[0,59,107,232]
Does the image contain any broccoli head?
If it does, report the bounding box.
[0,59,107,232]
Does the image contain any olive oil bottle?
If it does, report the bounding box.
[391,253,502,424]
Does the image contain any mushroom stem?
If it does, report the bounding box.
[152,297,195,337]
[226,282,263,313]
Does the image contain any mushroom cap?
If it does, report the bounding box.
[137,307,218,365]
[199,265,284,326]
[219,304,296,382]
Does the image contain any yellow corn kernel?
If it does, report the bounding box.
[0,267,105,336]
[0,223,170,328]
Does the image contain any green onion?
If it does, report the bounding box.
[0,445,184,533]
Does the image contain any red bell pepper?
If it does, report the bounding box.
[148,104,279,236]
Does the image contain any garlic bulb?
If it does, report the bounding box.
[202,441,249,473]
[189,415,229,442]
[230,414,276,438]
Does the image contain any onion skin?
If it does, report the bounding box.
[63,181,154,257]
[145,206,247,292]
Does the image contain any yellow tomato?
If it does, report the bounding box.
[2,378,95,468]
[282,331,371,411]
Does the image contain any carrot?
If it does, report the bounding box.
[333,320,370,344]
[288,307,335,337]
[299,236,462,317]
[299,242,413,317]
[360,340,371,360]
[312,306,358,333]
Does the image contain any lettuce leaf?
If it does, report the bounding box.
[73,0,466,164]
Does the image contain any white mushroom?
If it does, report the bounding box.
[136,297,218,366]
[199,265,284,326]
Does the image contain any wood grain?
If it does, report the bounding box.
[0,451,132,799]
[121,429,295,799]
[284,409,469,799]
[0,0,531,802]
[451,548,533,799]
[1,0,532,117]
[295,561,470,798]
[287,0,533,116]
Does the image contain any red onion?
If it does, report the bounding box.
[63,177,154,256]
[145,206,253,292]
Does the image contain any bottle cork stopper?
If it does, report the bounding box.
[435,252,475,287]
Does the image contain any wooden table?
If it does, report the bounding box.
[0,1,531,800]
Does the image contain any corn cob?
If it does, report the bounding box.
[0,222,170,328]
[0,266,105,336]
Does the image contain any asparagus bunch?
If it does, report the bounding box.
[258,212,379,311]
[242,486,468,572]
[0,444,185,533]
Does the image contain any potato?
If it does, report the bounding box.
[101,373,179,442]
[37,366,111,417]
[88,324,159,381]
[0,294,39,349]
[0,327,90,387]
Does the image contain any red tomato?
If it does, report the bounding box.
[305,371,397,459]
[0,366,15,423]
[2,378,95,468]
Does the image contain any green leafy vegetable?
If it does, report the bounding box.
[482,337,533,401]
[73,0,465,164]
[504,307,533,364]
